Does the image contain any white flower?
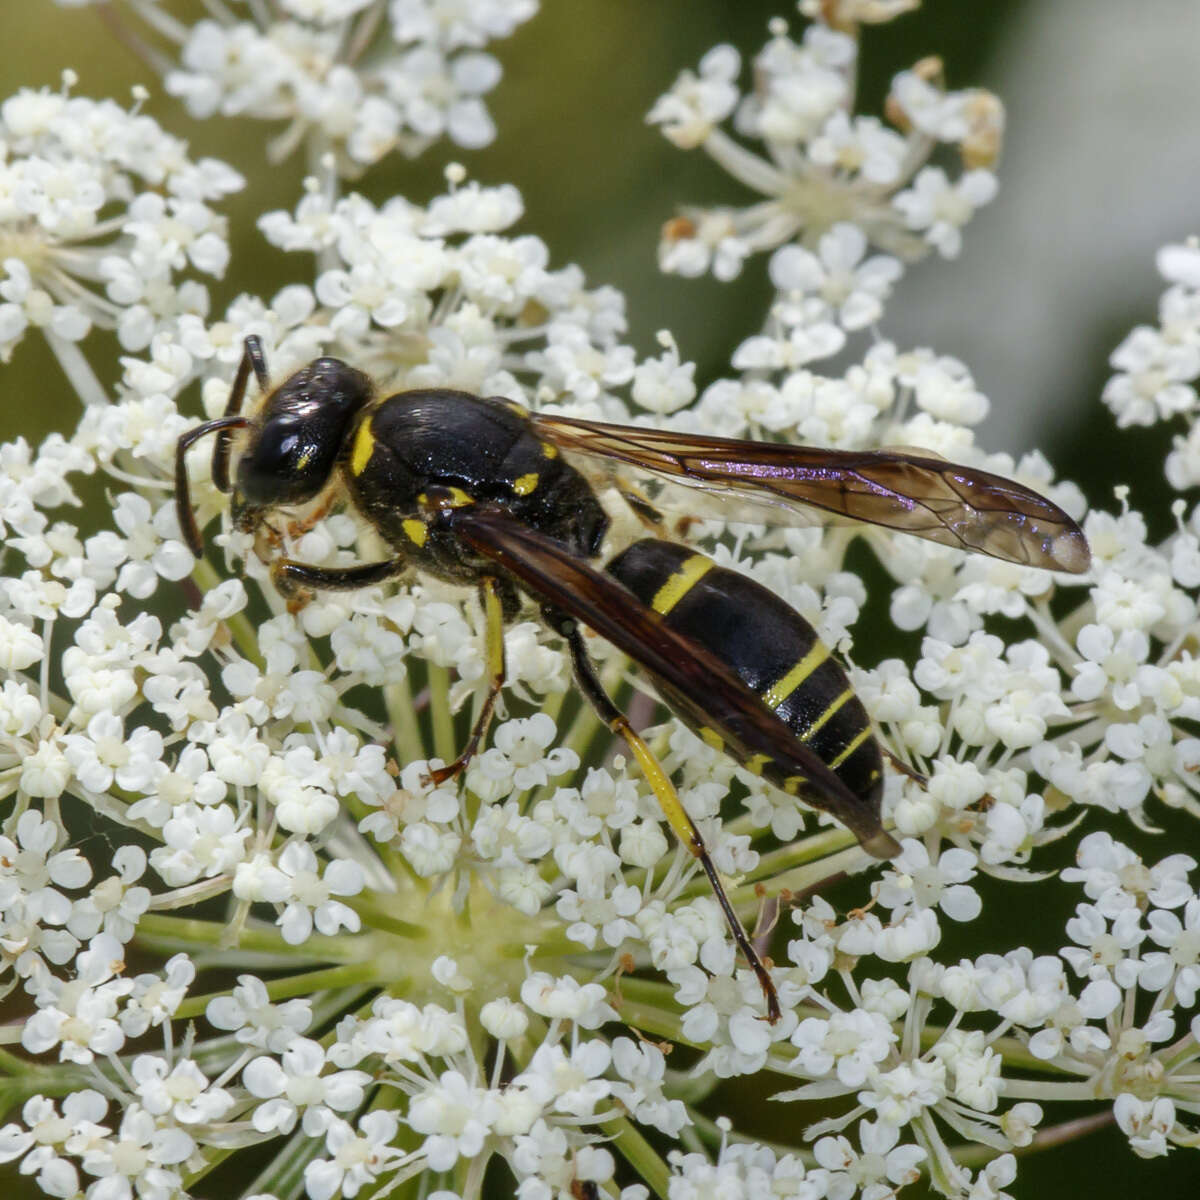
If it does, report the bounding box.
[77,1104,194,1196]
[892,166,998,258]
[269,842,364,945]
[205,975,313,1051]
[859,1058,947,1126]
[813,1119,926,1195]
[875,840,982,923]
[407,1070,499,1169]
[305,1111,399,1200]
[1114,1094,1177,1158]
[0,809,91,923]
[790,1008,896,1087]
[151,802,252,886]
[131,1055,234,1124]
[1104,324,1200,428]
[769,224,903,331]
[647,43,741,149]
[244,1037,371,1135]
[66,845,151,943]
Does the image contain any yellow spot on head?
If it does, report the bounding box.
[402,518,428,548]
[350,419,375,476]
[512,472,539,496]
[651,553,714,616]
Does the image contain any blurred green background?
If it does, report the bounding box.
[2,1,1199,1196]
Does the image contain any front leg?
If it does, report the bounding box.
[271,556,409,600]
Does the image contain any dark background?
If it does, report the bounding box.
[1,1,1198,1196]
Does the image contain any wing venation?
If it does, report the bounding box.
[533,415,1090,573]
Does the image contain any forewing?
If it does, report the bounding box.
[447,504,892,848]
[533,415,1091,573]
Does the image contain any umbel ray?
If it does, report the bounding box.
[175,335,1092,1023]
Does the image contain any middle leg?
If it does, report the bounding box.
[427,576,507,786]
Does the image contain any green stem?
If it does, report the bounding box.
[174,961,384,1021]
[949,1109,1115,1169]
[428,662,456,765]
[611,1114,672,1199]
[0,1048,34,1074]
[1000,1079,1098,1102]
[135,912,362,959]
[343,892,428,938]
[386,673,424,765]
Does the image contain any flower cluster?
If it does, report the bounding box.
[55,0,538,168]
[0,3,1196,1200]
[648,13,1001,284]
[0,77,241,366]
[1103,241,1200,487]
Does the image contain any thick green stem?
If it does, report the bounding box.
[386,673,425,765]
[428,662,457,765]
[136,912,363,959]
[174,960,385,1021]
[612,1114,672,1199]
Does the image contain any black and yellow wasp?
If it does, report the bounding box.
[175,335,1091,1021]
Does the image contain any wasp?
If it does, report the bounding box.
[175,336,1090,1022]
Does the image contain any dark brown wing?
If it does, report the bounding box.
[446,503,896,853]
[533,415,1090,574]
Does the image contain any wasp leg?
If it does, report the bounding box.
[175,415,253,557]
[619,487,666,530]
[883,747,927,787]
[270,556,408,599]
[213,334,271,494]
[560,618,782,1024]
[284,493,337,542]
[427,577,506,786]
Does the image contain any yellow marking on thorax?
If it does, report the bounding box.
[418,487,474,509]
[541,441,559,459]
[402,518,428,548]
[761,642,830,710]
[743,753,770,776]
[797,686,853,742]
[699,727,724,751]
[651,553,714,615]
[350,418,375,475]
[512,472,539,496]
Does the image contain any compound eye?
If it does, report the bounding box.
[237,414,336,508]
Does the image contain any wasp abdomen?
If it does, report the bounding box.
[605,538,883,807]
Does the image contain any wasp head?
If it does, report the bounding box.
[176,352,373,557]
